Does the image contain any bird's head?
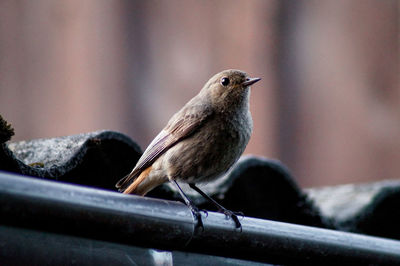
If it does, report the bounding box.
[200,69,261,110]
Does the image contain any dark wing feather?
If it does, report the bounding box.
[116,102,213,191]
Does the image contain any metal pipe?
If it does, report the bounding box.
[0,171,399,265]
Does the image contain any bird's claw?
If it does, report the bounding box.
[190,206,205,231]
[222,209,243,231]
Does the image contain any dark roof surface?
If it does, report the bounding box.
[1,115,400,264]
[1,171,399,265]
[2,128,400,239]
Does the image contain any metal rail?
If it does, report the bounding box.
[0,171,399,265]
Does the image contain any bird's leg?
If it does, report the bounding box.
[189,183,242,230]
[172,180,205,230]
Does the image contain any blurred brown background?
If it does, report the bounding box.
[0,0,398,187]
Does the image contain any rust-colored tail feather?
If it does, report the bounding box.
[122,166,152,195]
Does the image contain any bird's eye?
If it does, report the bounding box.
[221,77,230,86]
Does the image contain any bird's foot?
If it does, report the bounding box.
[188,205,207,231]
[220,209,243,231]
[188,183,243,231]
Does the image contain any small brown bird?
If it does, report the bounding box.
[116,69,260,229]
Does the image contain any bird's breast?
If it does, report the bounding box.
[165,108,252,183]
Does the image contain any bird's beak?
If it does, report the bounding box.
[242,77,261,87]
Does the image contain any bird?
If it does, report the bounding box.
[116,69,261,229]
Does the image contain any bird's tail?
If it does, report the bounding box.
[122,166,153,196]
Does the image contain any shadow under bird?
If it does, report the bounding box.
[116,69,261,229]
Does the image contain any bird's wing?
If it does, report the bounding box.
[116,102,213,191]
